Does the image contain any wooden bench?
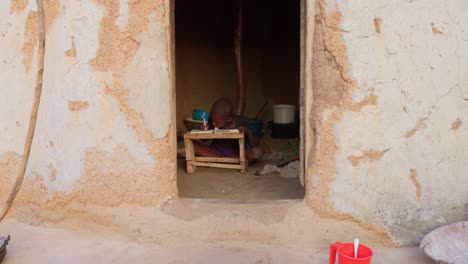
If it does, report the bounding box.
[183,132,246,174]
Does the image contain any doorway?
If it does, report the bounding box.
[174,0,305,200]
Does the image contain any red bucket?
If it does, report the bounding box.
[330,242,373,264]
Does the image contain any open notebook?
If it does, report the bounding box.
[190,128,240,134]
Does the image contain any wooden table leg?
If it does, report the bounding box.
[184,138,196,174]
[239,137,246,173]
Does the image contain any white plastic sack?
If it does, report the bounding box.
[260,161,299,178]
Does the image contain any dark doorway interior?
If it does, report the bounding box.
[175,0,304,200]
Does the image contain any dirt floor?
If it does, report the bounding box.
[177,159,305,200]
[0,220,433,263]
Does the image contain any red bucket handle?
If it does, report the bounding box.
[329,242,343,264]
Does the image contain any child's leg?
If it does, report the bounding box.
[245,146,263,162]
[193,141,222,157]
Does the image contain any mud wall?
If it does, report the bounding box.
[307,0,468,244]
[1,0,467,246]
[0,0,177,222]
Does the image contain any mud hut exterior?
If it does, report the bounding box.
[0,0,467,245]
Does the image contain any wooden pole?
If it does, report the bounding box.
[0,0,46,222]
[234,0,246,116]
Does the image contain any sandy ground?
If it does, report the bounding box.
[177,160,305,200]
[0,220,433,264]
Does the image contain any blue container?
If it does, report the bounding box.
[192,109,210,121]
[249,119,263,138]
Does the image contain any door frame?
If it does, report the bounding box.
[300,0,316,189]
[167,0,316,198]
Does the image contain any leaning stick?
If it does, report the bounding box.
[0,0,46,221]
[234,0,246,116]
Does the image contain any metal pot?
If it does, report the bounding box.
[0,236,10,263]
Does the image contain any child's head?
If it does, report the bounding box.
[210,98,234,129]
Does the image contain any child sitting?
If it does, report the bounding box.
[193,98,263,162]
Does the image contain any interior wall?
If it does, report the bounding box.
[175,0,300,134]
[175,0,237,134]
[258,0,301,120]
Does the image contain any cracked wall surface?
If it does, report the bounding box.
[308,0,468,244]
[0,0,176,221]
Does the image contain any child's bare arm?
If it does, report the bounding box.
[238,126,259,147]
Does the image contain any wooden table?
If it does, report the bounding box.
[183,132,246,174]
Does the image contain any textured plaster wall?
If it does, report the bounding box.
[307,0,468,244]
[0,0,176,221]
